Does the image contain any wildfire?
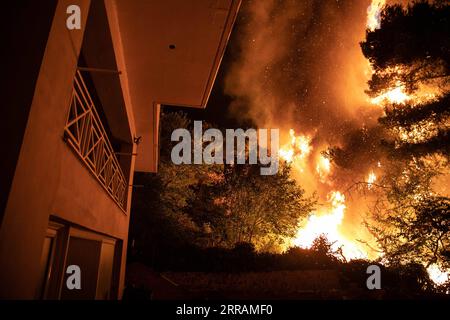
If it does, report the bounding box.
[366,0,385,31]
[367,171,377,189]
[292,191,368,260]
[316,155,331,182]
[396,120,440,144]
[370,86,411,105]
[427,264,449,286]
[370,83,441,107]
[279,129,312,171]
[365,3,414,107]
[278,148,294,163]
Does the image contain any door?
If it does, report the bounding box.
[40,221,120,300]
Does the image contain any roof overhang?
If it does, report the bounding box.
[105,0,241,172]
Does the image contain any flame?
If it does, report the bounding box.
[279,129,312,172]
[427,264,449,286]
[281,130,369,260]
[292,191,368,260]
[316,155,331,182]
[370,86,411,105]
[396,120,440,144]
[367,0,385,31]
[367,65,443,107]
[370,84,441,107]
[367,171,377,189]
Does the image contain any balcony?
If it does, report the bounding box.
[64,70,128,211]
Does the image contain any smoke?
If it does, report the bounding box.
[225,0,384,190]
[224,0,392,257]
[226,0,379,136]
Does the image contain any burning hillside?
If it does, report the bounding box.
[224,0,449,285]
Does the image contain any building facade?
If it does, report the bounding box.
[0,0,240,299]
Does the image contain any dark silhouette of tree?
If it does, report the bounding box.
[130,111,315,264]
[310,234,347,263]
[361,1,449,96]
[361,1,450,159]
[355,1,450,286]
[379,94,450,158]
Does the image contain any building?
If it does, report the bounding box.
[0,0,240,299]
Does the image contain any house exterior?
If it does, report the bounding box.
[0,0,240,299]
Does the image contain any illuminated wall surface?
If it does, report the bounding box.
[0,0,240,299]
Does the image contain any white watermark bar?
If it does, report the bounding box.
[171,121,280,175]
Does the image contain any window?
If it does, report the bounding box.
[40,220,121,300]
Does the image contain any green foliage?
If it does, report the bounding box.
[190,162,315,251]
[310,234,346,262]
[130,111,315,262]
[361,1,450,160]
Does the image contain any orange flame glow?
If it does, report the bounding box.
[366,0,385,31]
[367,171,377,189]
[370,85,411,105]
[288,0,389,262]
[292,191,368,260]
[316,155,331,183]
[427,264,449,286]
[279,129,312,172]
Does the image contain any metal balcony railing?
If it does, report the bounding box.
[64,70,128,211]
